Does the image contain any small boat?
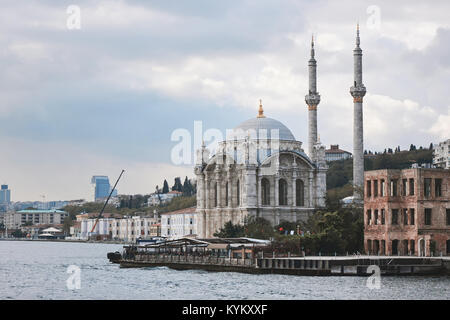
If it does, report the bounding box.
[107,251,122,263]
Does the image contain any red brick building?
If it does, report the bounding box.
[364,168,450,256]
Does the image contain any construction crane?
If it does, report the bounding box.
[89,169,125,241]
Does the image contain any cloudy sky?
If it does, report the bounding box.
[0,0,449,201]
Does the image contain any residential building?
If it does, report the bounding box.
[324,145,352,162]
[161,207,197,239]
[147,191,182,206]
[79,214,160,242]
[4,209,69,229]
[364,168,450,256]
[433,139,450,169]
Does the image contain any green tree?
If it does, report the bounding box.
[244,216,274,240]
[63,217,73,234]
[162,180,169,194]
[172,177,183,192]
[12,229,26,238]
[213,221,245,238]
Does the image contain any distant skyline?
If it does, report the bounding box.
[0,0,449,201]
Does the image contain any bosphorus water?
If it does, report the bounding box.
[1,240,449,300]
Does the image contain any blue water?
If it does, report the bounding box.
[0,240,448,300]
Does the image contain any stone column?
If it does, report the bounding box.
[257,175,262,207]
[292,171,297,207]
[274,176,279,206]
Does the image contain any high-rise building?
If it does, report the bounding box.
[0,185,11,204]
[91,176,112,201]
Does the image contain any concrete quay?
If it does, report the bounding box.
[116,253,450,276]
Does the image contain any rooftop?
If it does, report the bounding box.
[17,209,66,213]
[160,207,197,215]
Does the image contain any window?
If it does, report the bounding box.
[410,209,415,225]
[214,183,218,207]
[190,218,193,225]
[225,182,229,206]
[403,209,408,225]
[424,208,432,225]
[380,180,385,196]
[261,178,270,205]
[381,209,385,225]
[435,179,442,197]
[167,218,170,225]
[279,179,288,205]
[296,179,304,206]
[374,210,378,225]
[390,179,398,197]
[237,180,240,206]
[374,180,378,197]
[409,178,415,196]
[367,210,371,225]
[391,209,399,225]
[424,178,432,197]
[447,209,450,226]
[402,179,407,196]
[367,180,372,197]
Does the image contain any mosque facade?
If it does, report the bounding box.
[194,36,329,238]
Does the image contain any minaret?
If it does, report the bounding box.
[350,24,366,200]
[305,35,321,159]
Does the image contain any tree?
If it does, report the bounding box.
[429,143,434,150]
[244,216,274,240]
[182,176,193,196]
[63,216,73,234]
[171,177,183,192]
[162,180,169,194]
[213,221,245,238]
[12,229,26,238]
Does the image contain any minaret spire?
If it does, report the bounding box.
[305,33,321,159]
[350,24,366,200]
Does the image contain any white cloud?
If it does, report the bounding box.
[429,107,450,140]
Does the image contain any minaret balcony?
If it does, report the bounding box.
[305,93,321,106]
[350,85,366,98]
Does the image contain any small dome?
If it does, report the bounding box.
[232,117,296,141]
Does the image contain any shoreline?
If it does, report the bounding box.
[0,238,128,245]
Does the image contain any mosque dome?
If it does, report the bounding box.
[230,100,296,141]
[233,117,296,141]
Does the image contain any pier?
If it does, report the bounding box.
[110,237,450,276]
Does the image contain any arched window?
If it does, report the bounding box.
[225,182,229,206]
[261,178,270,205]
[296,179,304,206]
[214,183,218,207]
[237,180,240,206]
[279,179,288,205]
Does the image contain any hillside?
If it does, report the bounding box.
[326,148,433,199]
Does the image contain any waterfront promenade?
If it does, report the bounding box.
[116,249,450,276]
